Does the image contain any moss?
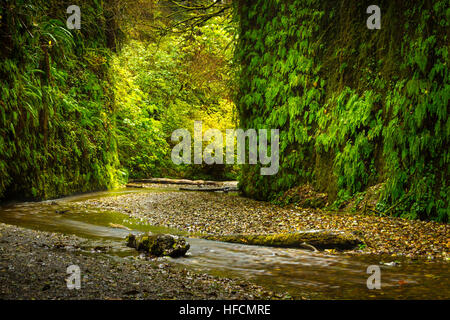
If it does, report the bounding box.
[236,0,449,221]
[202,230,363,250]
[126,233,190,257]
[0,0,120,201]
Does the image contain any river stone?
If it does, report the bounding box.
[126,233,190,257]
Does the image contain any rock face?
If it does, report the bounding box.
[126,233,190,257]
[202,230,363,251]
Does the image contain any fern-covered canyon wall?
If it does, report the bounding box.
[0,0,235,201]
[0,0,122,200]
[0,0,448,222]
[236,0,449,221]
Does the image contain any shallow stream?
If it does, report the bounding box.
[0,188,448,299]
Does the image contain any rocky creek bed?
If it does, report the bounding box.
[0,223,284,300]
[76,188,449,260]
[0,185,449,300]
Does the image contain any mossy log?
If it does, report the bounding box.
[201,230,363,251]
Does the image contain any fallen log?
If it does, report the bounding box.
[179,186,238,192]
[125,183,144,188]
[129,178,221,185]
[201,230,363,251]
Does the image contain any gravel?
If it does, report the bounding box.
[77,190,449,260]
[0,223,282,300]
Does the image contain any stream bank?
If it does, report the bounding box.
[0,223,281,300]
[0,187,448,299]
[78,186,449,260]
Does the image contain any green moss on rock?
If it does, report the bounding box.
[126,233,190,257]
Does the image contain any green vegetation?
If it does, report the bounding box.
[0,0,236,201]
[111,6,237,180]
[1,0,448,222]
[236,0,449,221]
[0,0,121,199]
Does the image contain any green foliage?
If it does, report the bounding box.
[236,0,449,221]
[0,0,120,199]
[0,0,237,201]
[111,12,237,180]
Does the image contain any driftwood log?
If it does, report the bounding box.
[179,186,238,192]
[127,178,239,192]
[129,178,222,186]
[201,230,363,251]
[125,183,144,188]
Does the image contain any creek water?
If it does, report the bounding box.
[0,188,448,299]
